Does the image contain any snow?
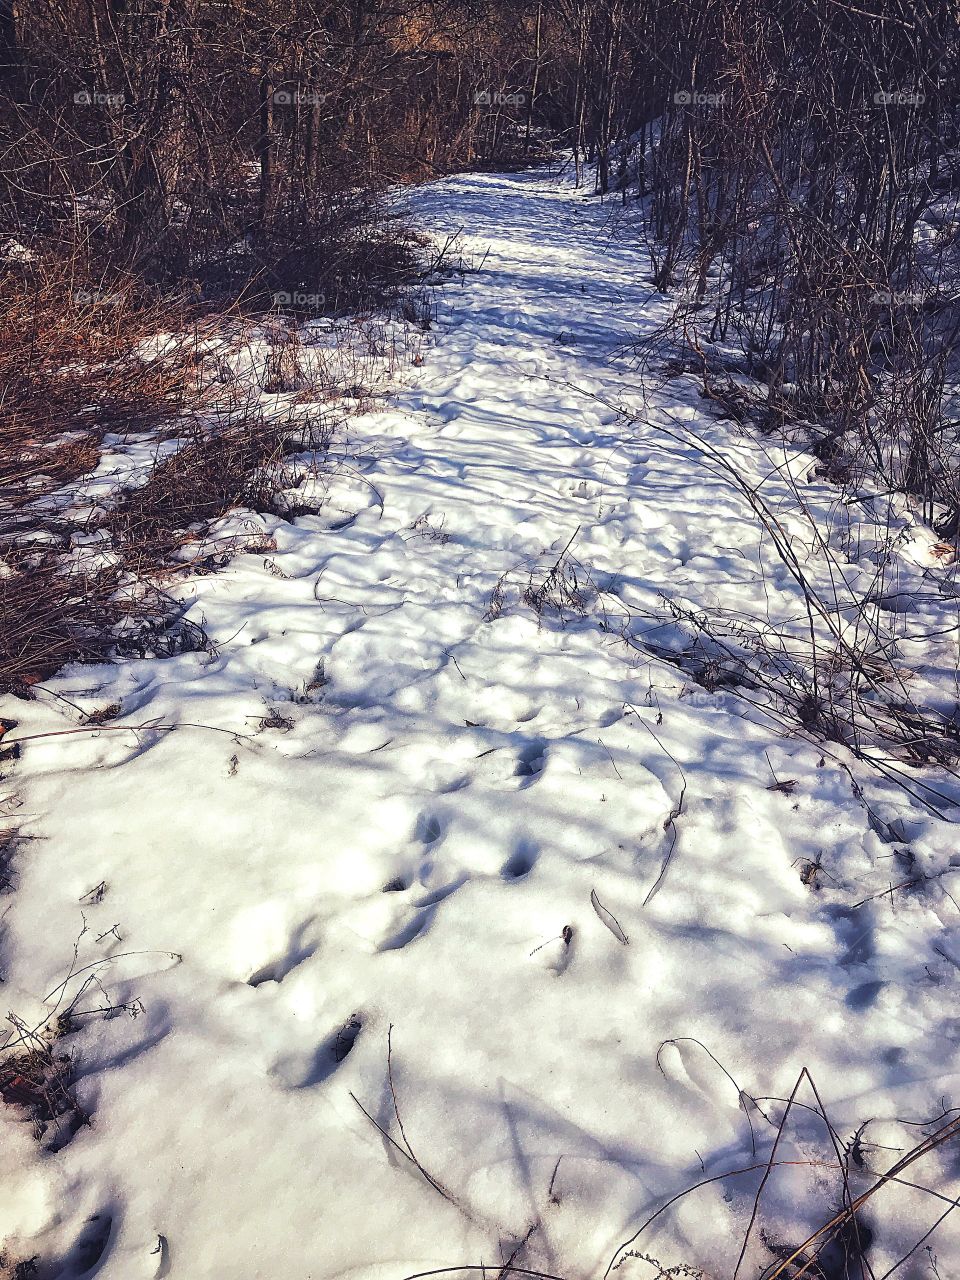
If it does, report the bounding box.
[3,166,960,1278]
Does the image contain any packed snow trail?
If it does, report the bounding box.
[4,168,960,1278]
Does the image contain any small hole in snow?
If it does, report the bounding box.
[334,1015,362,1062]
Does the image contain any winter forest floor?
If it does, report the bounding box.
[3,165,960,1279]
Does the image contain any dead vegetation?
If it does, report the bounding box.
[367,1044,960,1280]
[106,410,330,571]
[0,260,345,692]
[0,1030,84,1152]
[0,1253,39,1279]
[0,857,80,1154]
[0,910,182,1164]
[486,528,599,626]
[0,132,464,694]
[578,400,960,814]
[0,258,209,689]
[522,531,592,623]
[0,263,198,505]
[0,552,127,694]
[0,271,441,693]
[0,828,17,893]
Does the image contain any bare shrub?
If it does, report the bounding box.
[619,0,960,532]
[0,1034,84,1151]
[0,261,197,504]
[523,528,594,623]
[108,417,285,570]
[0,552,123,693]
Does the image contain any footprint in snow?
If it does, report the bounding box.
[656,1038,745,1114]
[422,761,471,794]
[846,979,885,1011]
[64,1211,113,1275]
[824,904,876,966]
[415,875,468,907]
[514,741,547,786]
[565,478,601,500]
[382,874,410,893]
[501,838,539,880]
[433,774,470,795]
[372,873,465,950]
[245,920,318,987]
[150,1234,172,1279]
[414,812,444,845]
[377,904,436,952]
[272,1014,363,1088]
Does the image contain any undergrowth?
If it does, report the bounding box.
[0,235,436,693]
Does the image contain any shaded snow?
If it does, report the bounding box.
[3,168,960,1278]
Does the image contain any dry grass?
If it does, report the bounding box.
[108,417,290,572]
[0,254,353,692]
[0,553,122,693]
[0,261,198,503]
[0,1039,83,1150]
[0,224,424,542]
[0,825,20,893]
[522,535,592,624]
[0,254,218,688]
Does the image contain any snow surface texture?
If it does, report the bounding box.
[3,167,960,1279]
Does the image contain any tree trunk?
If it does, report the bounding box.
[259,72,275,226]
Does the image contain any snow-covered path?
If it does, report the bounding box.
[4,169,960,1279]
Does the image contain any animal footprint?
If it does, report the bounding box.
[246,920,317,987]
[273,1014,363,1088]
[514,741,547,785]
[416,875,467,907]
[331,1014,362,1064]
[150,1234,171,1279]
[382,874,410,893]
[66,1211,113,1275]
[414,812,443,845]
[432,773,470,795]
[377,905,436,952]
[824,904,875,966]
[656,1038,744,1113]
[501,839,539,880]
